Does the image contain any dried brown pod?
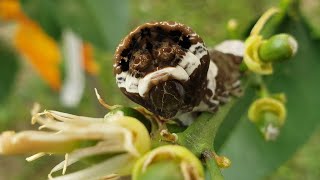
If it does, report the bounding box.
[113,21,243,120]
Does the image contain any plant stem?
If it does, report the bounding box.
[176,98,237,157]
[260,0,293,37]
[175,95,240,180]
[203,151,224,180]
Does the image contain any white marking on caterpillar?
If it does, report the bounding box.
[189,33,200,41]
[189,42,208,59]
[193,101,213,112]
[179,51,201,75]
[206,61,218,102]
[116,72,140,94]
[192,61,219,112]
[214,40,244,57]
[116,71,128,88]
[159,21,178,27]
[125,74,139,93]
[116,66,190,96]
[138,66,189,97]
[175,111,196,126]
[177,42,207,76]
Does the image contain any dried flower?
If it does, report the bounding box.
[0,108,150,179]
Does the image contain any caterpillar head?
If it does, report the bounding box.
[113,21,210,118]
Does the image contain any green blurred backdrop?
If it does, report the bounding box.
[0,0,319,179]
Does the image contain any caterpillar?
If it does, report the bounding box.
[113,21,243,123]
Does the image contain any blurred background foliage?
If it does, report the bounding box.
[0,0,319,179]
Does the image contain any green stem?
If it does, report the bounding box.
[260,0,293,37]
[251,73,270,98]
[175,78,251,178]
[176,98,237,157]
[203,151,224,180]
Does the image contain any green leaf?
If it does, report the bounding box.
[215,87,254,150]
[20,0,62,40]
[0,41,19,104]
[54,0,129,49]
[300,0,320,38]
[219,15,320,180]
[21,0,129,50]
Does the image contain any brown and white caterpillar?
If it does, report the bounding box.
[113,21,243,123]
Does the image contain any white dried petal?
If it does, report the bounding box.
[1,109,149,179]
[49,154,132,180]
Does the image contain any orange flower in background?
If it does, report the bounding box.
[0,0,24,20]
[82,43,100,75]
[0,0,100,93]
[14,19,62,90]
[0,0,62,91]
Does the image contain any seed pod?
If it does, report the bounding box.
[113,21,243,120]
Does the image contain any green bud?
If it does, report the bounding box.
[244,35,273,74]
[106,106,152,133]
[259,33,298,62]
[138,161,184,180]
[133,145,204,180]
[227,19,240,39]
[95,88,152,132]
[248,97,286,126]
[248,97,287,141]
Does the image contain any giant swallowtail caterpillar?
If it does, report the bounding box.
[113,21,243,123]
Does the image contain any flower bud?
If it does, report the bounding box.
[133,145,204,180]
[248,97,287,141]
[106,106,152,133]
[243,7,298,75]
[259,34,298,62]
[227,19,240,38]
[244,36,273,74]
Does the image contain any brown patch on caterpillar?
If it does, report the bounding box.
[209,49,243,104]
[114,22,204,75]
[176,49,243,125]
